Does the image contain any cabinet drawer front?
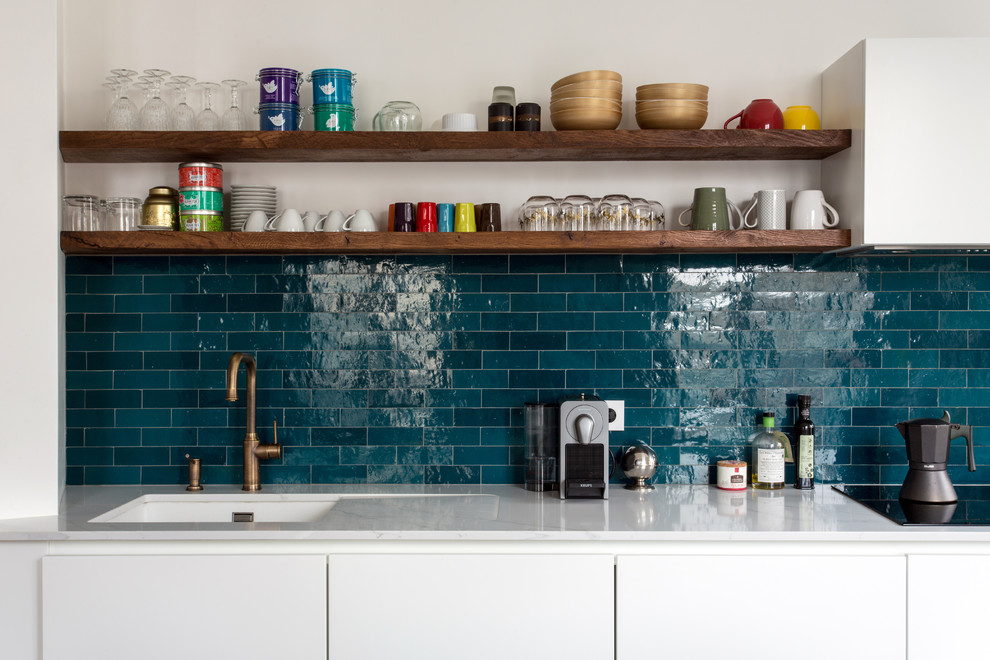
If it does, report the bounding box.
[43,555,327,660]
[329,554,614,660]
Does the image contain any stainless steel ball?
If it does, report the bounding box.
[621,444,658,491]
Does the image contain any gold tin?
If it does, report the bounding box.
[141,186,180,229]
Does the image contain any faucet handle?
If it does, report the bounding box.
[254,419,284,461]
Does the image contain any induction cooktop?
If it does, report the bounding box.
[833,485,990,525]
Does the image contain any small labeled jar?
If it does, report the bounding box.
[717,460,748,491]
[515,103,541,131]
[488,102,514,131]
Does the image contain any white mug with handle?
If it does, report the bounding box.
[316,210,346,232]
[790,190,839,230]
[743,189,787,230]
[342,209,377,232]
[265,208,305,232]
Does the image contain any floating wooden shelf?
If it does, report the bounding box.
[60,230,852,255]
[59,129,851,163]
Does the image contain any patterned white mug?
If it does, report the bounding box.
[743,189,787,230]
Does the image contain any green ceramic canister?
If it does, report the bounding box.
[179,187,224,213]
[312,103,355,131]
[180,210,224,232]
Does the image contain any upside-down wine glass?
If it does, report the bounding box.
[195,81,221,130]
[138,69,171,130]
[166,75,197,130]
[103,75,138,130]
[221,79,248,130]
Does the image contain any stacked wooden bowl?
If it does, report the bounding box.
[550,70,622,130]
[635,83,709,129]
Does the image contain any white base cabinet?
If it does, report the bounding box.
[616,554,906,660]
[327,554,614,660]
[907,554,990,659]
[42,554,327,660]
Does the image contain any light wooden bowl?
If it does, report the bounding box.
[551,86,622,103]
[635,106,707,129]
[551,107,622,130]
[550,97,623,113]
[636,83,709,101]
[551,70,622,91]
[552,80,623,96]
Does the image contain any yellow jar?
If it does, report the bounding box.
[141,186,180,229]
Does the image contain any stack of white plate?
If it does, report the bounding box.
[230,185,277,231]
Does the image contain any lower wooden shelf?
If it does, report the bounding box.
[60,229,852,255]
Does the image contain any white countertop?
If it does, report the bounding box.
[1,483,989,543]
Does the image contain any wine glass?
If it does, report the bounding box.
[195,82,221,130]
[166,76,196,130]
[221,79,248,130]
[138,69,171,130]
[103,76,138,130]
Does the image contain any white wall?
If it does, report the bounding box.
[59,0,990,225]
[0,1,62,519]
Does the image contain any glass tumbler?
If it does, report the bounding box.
[62,195,103,231]
[103,197,142,230]
[559,195,595,231]
[630,198,654,231]
[524,402,559,492]
[598,194,633,231]
[519,196,559,231]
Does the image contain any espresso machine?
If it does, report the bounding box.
[896,411,976,503]
[559,394,610,499]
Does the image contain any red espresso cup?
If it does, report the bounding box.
[416,202,438,232]
[723,99,784,129]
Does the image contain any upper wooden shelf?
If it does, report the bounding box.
[60,230,852,255]
[59,129,852,163]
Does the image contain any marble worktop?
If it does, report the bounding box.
[1,483,989,542]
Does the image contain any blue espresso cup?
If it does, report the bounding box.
[437,203,454,232]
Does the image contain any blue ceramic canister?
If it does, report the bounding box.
[257,67,302,105]
[311,103,355,131]
[178,187,224,213]
[257,103,302,131]
[309,68,356,105]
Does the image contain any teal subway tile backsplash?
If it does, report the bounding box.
[64,253,990,487]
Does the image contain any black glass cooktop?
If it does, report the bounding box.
[833,485,990,525]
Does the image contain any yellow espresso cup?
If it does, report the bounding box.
[783,105,821,130]
[454,203,476,232]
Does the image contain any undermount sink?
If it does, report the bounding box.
[90,494,343,523]
[89,492,500,524]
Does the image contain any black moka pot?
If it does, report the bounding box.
[896,411,975,503]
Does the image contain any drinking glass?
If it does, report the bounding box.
[103,77,138,130]
[560,195,595,231]
[630,198,653,231]
[138,69,171,130]
[650,200,667,229]
[221,79,248,130]
[167,75,197,130]
[598,194,633,231]
[62,195,103,231]
[195,82,221,130]
[519,196,559,231]
[103,197,142,230]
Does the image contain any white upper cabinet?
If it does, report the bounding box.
[822,38,990,249]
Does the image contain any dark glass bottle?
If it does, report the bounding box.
[794,395,815,489]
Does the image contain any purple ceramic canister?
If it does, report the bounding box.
[257,67,302,105]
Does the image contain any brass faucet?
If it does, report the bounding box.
[225,352,282,491]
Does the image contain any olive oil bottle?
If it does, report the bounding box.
[794,395,815,489]
[750,413,786,489]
